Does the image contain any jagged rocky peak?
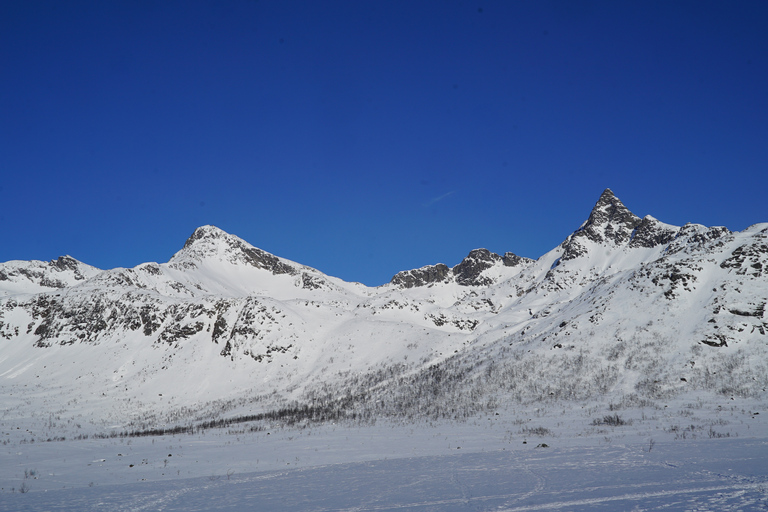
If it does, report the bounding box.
[453,249,502,286]
[453,249,531,285]
[561,188,643,260]
[390,248,533,289]
[582,188,642,244]
[175,225,299,276]
[390,263,451,289]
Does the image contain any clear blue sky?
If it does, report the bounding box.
[2,1,767,286]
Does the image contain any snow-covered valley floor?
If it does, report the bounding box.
[2,401,766,511]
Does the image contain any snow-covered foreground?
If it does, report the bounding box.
[2,412,766,511]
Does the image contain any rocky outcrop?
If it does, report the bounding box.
[628,216,679,248]
[503,252,529,267]
[390,264,451,288]
[666,224,732,255]
[0,256,97,293]
[390,249,532,288]
[720,236,768,277]
[453,249,502,286]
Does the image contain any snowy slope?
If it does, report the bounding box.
[0,189,766,434]
[0,256,100,297]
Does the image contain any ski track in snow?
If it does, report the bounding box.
[3,438,766,511]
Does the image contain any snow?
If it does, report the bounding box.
[1,418,766,511]
[1,191,766,509]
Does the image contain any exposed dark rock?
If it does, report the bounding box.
[51,255,80,272]
[701,334,729,347]
[720,241,768,277]
[426,312,478,330]
[140,263,162,276]
[182,225,221,249]
[390,264,451,288]
[240,246,297,275]
[249,343,294,363]
[453,249,501,286]
[502,252,531,267]
[651,261,701,298]
[182,226,298,276]
[38,276,67,289]
[667,224,732,255]
[391,248,528,289]
[629,216,679,248]
[212,314,228,344]
[300,273,325,290]
[728,303,765,318]
[561,189,642,261]
[140,306,162,336]
[17,268,66,289]
[159,322,205,344]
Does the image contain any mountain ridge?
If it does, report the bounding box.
[0,189,766,433]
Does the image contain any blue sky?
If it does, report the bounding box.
[2,1,766,286]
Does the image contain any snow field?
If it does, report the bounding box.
[1,415,766,511]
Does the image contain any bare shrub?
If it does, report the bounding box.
[708,427,730,439]
[522,426,552,436]
[592,414,630,426]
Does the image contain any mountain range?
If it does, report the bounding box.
[1,189,766,433]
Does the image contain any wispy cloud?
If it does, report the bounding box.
[423,191,456,208]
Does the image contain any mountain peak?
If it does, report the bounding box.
[174,225,300,276]
[587,189,638,229]
[182,225,229,249]
[598,187,616,200]
[453,248,502,286]
[584,188,641,238]
[560,189,642,261]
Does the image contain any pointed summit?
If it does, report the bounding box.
[560,189,642,261]
[182,225,230,249]
[585,189,640,236]
[173,225,299,276]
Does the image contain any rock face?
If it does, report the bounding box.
[502,252,528,267]
[719,225,768,277]
[389,248,533,288]
[453,249,503,286]
[628,216,679,248]
[561,188,642,261]
[390,264,451,288]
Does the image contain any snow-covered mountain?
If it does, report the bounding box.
[1,189,766,432]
